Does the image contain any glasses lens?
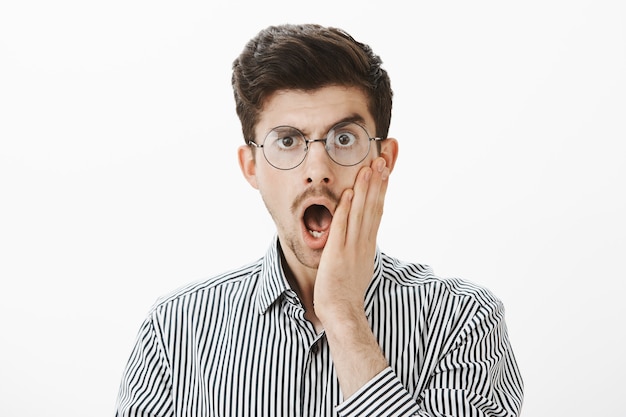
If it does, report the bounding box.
[261,122,373,170]
[263,126,307,169]
[326,122,371,166]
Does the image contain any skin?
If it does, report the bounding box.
[238,85,399,399]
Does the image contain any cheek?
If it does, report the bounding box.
[338,165,364,188]
[257,171,294,202]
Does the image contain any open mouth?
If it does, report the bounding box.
[303,204,332,238]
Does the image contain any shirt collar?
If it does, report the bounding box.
[255,236,383,314]
[256,236,291,314]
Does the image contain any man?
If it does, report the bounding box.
[115,24,523,416]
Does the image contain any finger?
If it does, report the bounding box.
[368,164,390,242]
[360,157,386,242]
[345,165,372,244]
[327,188,353,247]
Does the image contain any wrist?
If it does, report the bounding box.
[315,299,365,330]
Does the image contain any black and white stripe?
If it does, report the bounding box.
[116,238,523,416]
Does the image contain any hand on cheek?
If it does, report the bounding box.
[314,157,390,324]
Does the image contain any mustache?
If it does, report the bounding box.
[291,187,340,214]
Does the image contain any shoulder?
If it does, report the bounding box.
[379,252,503,310]
[147,258,263,315]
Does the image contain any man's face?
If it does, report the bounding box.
[238,86,389,276]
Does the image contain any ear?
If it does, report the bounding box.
[379,137,399,173]
[238,145,259,189]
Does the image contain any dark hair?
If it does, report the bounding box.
[231,24,393,143]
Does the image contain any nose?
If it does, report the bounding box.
[303,140,332,185]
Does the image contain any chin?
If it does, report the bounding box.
[289,239,323,271]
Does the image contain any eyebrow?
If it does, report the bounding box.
[327,114,367,131]
[273,114,368,137]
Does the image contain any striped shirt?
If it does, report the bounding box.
[115,238,523,416]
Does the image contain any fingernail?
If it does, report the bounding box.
[377,159,385,172]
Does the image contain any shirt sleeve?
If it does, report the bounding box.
[115,315,175,417]
[336,298,523,417]
[419,298,524,416]
[335,367,423,416]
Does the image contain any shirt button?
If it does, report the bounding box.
[310,344,319,354]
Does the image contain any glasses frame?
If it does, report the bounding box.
[247,122,386,170]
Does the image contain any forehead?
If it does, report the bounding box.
[256,86,374,136]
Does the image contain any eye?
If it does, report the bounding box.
[269,127,304,151]
[333,131,357,148]
[278,136,297,149]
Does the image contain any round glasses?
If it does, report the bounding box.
[247,121,385,170]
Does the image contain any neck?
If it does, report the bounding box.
[278,243,323,332]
